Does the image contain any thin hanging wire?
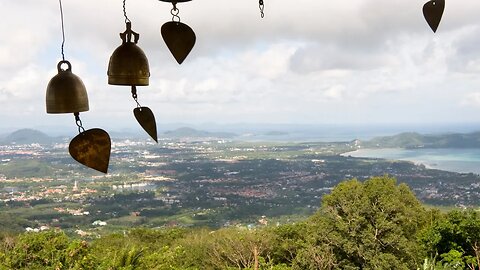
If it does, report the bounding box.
[123,0,131,23]
[59,0,66,61]
[259,0,265,18]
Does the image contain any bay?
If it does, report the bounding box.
[343,148,480,174]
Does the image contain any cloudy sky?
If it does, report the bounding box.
[1,0,480,133]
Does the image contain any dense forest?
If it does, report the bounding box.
[1,176,479,269]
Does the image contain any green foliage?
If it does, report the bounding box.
[269,222,308,265]
[0,212,32,232]
[420,209,480,269]
[90,228,192,270]
[0,230,95,270]
[292,244,337,270]
[1,159,55,178]
[127,227,187,246]
[301,176,427,269]
[3,176,480,269]
[439,249,465,269]
[200,228,275,269]
[112,247,144,269]
[140,245,191,270]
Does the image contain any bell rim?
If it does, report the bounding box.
[46,108,89,114]
[107,79,149,86]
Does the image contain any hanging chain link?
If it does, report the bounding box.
[259,0,265,18]
[131,86,142,108]
[74,113,86,134]
[123,0,131,24]
[171,3,181,22]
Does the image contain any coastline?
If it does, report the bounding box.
[341,148,480,174]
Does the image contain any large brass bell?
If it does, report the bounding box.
[46,60,89,113]
[108,22,150,86]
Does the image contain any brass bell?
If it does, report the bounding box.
[108,22,150,86]
[46,60,89,114]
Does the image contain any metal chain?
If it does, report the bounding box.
[74,113,86,134]
[59,0,66,61]
[171,3,181,22]
[123,0,131,24]
[259,0,265,18]
[131,86,142,108]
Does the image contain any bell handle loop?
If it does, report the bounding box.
[120,22,139,44]
[57,60,72,73]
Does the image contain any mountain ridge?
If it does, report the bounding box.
[2,129,55,145]
[361,131,480,149]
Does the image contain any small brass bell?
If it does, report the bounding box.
[108,22,150,86]
[46,60,89,114]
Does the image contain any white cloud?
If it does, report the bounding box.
[461,93,480,107]
[1,0,480,130]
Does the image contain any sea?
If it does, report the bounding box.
[344,148,480,175]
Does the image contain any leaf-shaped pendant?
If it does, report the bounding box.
[161,21,196,64]
[134,106,158,143]
[69,128,111,173]
[423,0,445,33]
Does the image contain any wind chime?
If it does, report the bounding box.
[108,0,158,143]
[46,0,111,174]
[423,0,445,33]
[159,0,196,64]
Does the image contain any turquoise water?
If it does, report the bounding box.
[344,148,480,174]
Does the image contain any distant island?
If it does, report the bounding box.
[360,131,480,149]
[162,127,237,139]
[263,131,289,136]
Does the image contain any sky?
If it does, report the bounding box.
[1,0,480,134]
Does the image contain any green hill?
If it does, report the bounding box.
[361,131,480,149]
[2,129,54,145]
[1,159,55,178]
